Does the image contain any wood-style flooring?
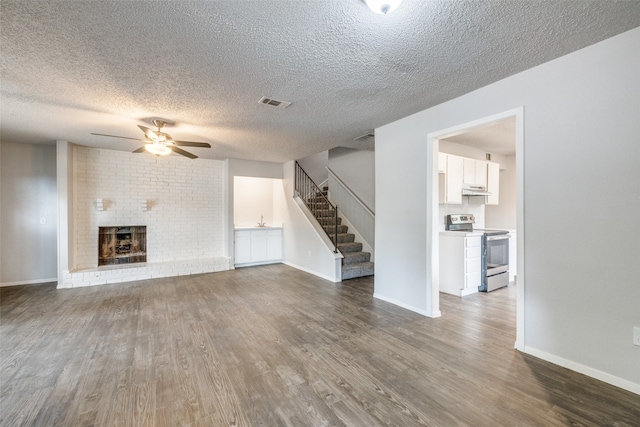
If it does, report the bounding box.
[1,264,638,426]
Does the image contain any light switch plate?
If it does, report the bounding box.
[634,326,640,346]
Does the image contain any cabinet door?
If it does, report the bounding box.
[235,231,251,264]
[438,153,447,204]
[463,157,476,185]
[475,160,488,187]
[486,162,500,205]
[445,155,463,204]
[266,229,283,261]
[464,236,482,289]
[250,230,268,262]
[438,152,447,174]
[463,158,488,187]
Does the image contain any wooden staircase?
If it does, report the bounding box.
[308,188,374,280]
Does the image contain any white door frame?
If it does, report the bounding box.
[426,107,525,351]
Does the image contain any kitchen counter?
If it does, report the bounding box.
[234,226,282,231]
[439,230,483,237]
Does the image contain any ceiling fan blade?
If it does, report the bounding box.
[171,146,198,159]
[91,132,141,141]
[132,146,146,153]
[172,140,211,148]
[138,125,158,141]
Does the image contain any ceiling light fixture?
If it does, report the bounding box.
[364,0,403,14]
[144,142,172,156]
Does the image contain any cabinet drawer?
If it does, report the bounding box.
[267,229,282,237]
[465,271,482,288]
[466,258,481,273]
[465,236,481,248]
[235,230,251,238]
[251,229,268,237]
[466,246,481,259]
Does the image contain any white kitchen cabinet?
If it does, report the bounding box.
[440,153,500,205]
[438,152,447,174]
[439,153,463,204]
[486,161,500,205]
[508,231,517,283]
[463,158,488,187]
[267,229,283,260]
[235,227,283,266]
[234,230,251,264]
[439,233,481,297]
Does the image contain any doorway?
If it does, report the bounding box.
[426,108,525,350]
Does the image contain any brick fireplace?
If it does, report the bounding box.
[98,226,147,266]
[58,146,231,289]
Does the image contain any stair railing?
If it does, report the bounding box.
[294,161,339,253]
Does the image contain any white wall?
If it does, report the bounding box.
[226,158,285,263]
[485,154,517,229]
[280,161,341,282]
[328,147,375,210]
[375,28,640,392]
[1,142,57,285]
[297,150,328,185]
[233,176,281,228]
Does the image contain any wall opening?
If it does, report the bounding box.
[98,226,147,266]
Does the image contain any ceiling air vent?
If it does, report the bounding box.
[258,96,291,109]
[353,131,375,141]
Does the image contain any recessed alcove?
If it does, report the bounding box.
[98,226,147,266]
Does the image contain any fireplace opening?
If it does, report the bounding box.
[98,226,147,266]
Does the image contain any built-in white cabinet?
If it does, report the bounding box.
[508,231,517,283]
[439,152,499,205]
[486,161,500,205]
[463,158,488,187]
[439,153,463,204]
[235,227,283,266]
[235,231,252,264]
[440,233,481,297]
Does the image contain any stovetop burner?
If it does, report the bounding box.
[444,214,508,235]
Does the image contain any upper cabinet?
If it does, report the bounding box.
[486,161,500,205]
[439,153,500,205]
[439,153,463,204]
[463,158,488,187]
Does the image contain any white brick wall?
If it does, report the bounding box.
[63,147,230,287]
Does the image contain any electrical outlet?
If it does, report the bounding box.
[634,327,640,346]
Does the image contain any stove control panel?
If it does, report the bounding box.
[448,214,475,224]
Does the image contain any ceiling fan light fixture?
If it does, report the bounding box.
[144,143,172,156]
[364,0,403,14]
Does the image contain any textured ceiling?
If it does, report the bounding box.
[2,1,639,162]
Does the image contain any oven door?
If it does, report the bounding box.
[481,234,510,291]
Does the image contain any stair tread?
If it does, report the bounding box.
[342,261,374,270]
[342,251,370,259]
[341,262,374,280]
[338,242,362,252]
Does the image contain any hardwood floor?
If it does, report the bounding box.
[1,264,638,426]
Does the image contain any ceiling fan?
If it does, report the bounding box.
[91,119,211,159]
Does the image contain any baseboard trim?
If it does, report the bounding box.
[0,278,57,287]
[523,346,640,396]
[282,261,339,283]
[373,293,441,318]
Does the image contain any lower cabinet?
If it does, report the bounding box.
[235,228,283,266]
[440,233,481,297]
